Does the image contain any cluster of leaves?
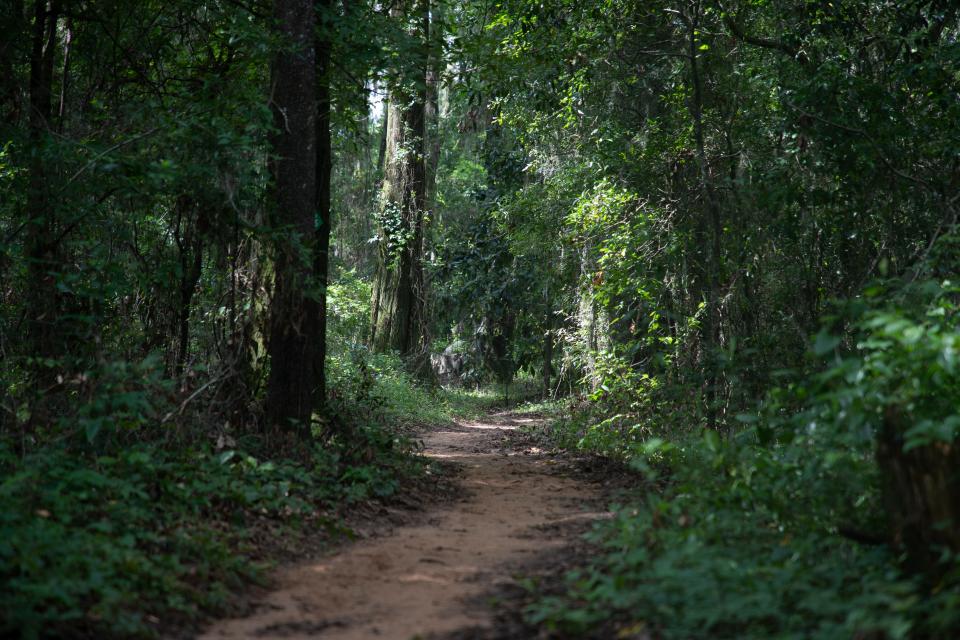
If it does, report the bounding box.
[532,442,923,639]
[1,443,303,638]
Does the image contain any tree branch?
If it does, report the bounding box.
[720,6,806,63]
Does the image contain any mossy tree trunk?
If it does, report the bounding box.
[370,0,429,364]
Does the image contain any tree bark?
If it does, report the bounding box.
[0,0,25,125]
[542,303,553,398]
[376,106,388,176]
[424,0,441,215]
[174,197,204,378]
[313,0,333,411]
[370,0,429,363]
[264,0,318,435]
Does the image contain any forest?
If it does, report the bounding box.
[2,0,960,638]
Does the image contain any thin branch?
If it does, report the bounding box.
[223,0,270,20]
[160,371,229,425]
[60,127,159,191]
[719,4,806,63]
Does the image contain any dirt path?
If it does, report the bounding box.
[199,412,605,640]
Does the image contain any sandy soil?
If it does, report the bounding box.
[198,412,605,640]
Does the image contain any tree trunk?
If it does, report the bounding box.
[25,0,62,368]
[376,104,388,176]
[264,0,318,436]
[877,406,960,578]
[542,305,553,398]
[174,197,204,378]
[55,16,70,133]
[424,0,441,214]
[0,0,25,125]
[370,0,429,363]
[313,0,333,411]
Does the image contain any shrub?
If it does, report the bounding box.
[531,277,960,639]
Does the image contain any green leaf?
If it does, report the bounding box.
[813,331,842,356]
[703,429,721,453]
[85,420,102,443]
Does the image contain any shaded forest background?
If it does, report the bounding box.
[2,0,960,637]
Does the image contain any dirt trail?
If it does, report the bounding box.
[199,412,605,640]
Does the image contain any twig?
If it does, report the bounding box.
[160,372,228,424]
[60,127,160,191]
[717,1,806,63]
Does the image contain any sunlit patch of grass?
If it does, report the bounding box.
[357,354,549,426]
[512,396,568,417]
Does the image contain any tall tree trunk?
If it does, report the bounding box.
[0,0,25,125]
[421,0,441,367]
[370,0,429,364]
[424,0,441,215]
[174,197,204,378]
[264,0,318,435]
[376,105,388,176]
[55,15,70,133]
[313,0,333,411]
[175,239,203,378]
[25,0,62,368]
[542,294,553,398]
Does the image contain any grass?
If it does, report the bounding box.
[356,350,556,426]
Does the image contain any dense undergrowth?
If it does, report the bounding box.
[1,424,406,639]
[0,350,500,639]
[529,277,960,639]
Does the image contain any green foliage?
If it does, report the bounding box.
[3,0,960,636]
[68,357,173,448]
[808,279,960,451]
[443,4,960,632]
[0,407,424,639]
[532,457,921,639]
[0,263,436,638]
[328,342,514,428]
[0,444,300,638]
[531,275,960,638]
[327,269,373,348]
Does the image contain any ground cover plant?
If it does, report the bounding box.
[0,350,432,638]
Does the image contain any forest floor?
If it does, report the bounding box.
[197,411,609,640]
